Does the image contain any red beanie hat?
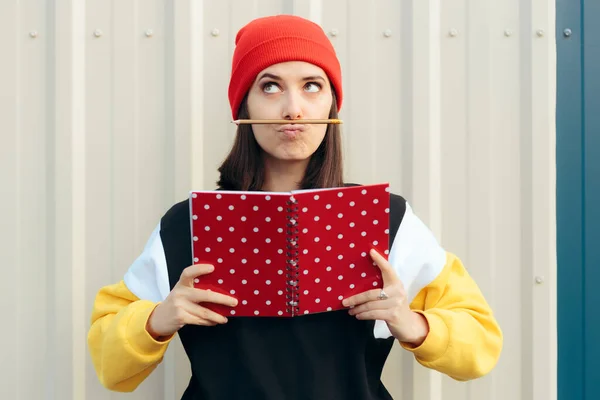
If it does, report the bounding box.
[228,14,343,120]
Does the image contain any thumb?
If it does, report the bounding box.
[178,263,215,287]
[369,248,398,286]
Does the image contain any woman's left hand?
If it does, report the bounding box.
[342,249,429,346]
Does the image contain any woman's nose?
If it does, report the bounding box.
[282,92,303,120]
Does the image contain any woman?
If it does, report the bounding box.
[88,14,502,400]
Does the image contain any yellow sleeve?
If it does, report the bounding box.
[401,253,503,381]
[87,280,174,392]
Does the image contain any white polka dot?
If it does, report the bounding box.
[361,231,367,237]
[278,228,284,233]
[254,310,259,315]
[229,248,235,253]
[278,270,283,275]
[241,259,247,264]
[192,193,197,198]
[361,252,367,257]
[361,189,367,195]
[385,208,390,214]
[314,195,320,200]
[240,195,246,200]
[229,227,235,232]
[303,270,309,275]
[278,249,284,254]
[303,249,309,254]
[314,237,320,242]
[254,290,259,295]
[266,259,271,264]
[278,310,283,315]
[373,220,379,225]
[349,243,355,248]
[216,194,222,199]
[361,272,367,277]
[193,257,199,262]
[266,280,271,285]
[242,279,247,284]
[326,246,332,251]
[385,187,391,192]
[253,227,259,233]
[373,281,378,286]
[315,278,320,283]
[373,199,379,204]
[315,257,320,263]
[373,240,379,245]
[231,310,236,315]
[304,290,309,295]
[304,310,309,315]
[326,225,332,231]
[241,216,247,221]
[204,204,210,210]
[217,237,223,242]
[326,266,332,271]
[316,298,321,303]
[265,195,271,200]
[193,236,198,241]
[349,222,355,228]
[302,207,308,212]
[385,229,390,234]
[265,217,271,222]
[253,206,259,211]
[314,216,320,221]
[350,201,355,207]
[193,278,199,284]
[241,238,247,243]
[216,216,222,221]
[338,295,344,300]
[230,269,235,274]
[350,263,355,269]
[229,205,235,211]
[338,192,343,198]
[338,275,343,280]
[327,287,332,291]
[338,255,343,260]
[230,289,236,294]
[193,215,198,220]
[303,228,309,234]
[338,234,343,239]
[278,290,283,295]
[361,211,367,216]
[254,248,259,254]
[277,206,283,212]
[326,204,332,209]
[242,300,248,305]
[350,284,355,289]
[266,300,271,305]
[266,238,271,243]
[327,307,332,311]
[338,213,343,218]
[385,250,389,255]
[254,269,259,274]
[217,258,223,263]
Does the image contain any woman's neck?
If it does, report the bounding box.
[261,156,309,192]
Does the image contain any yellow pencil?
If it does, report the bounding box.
[232,119,343,125]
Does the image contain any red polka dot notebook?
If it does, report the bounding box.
[189,183,390,317]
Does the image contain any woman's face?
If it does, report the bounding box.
[246,61,333,162]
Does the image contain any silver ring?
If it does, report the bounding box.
[377,289,388,300]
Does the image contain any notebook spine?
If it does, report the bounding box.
[285,196,300,316]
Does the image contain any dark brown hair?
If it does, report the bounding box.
[216,90,344,191]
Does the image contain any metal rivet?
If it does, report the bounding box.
[449,29,458,37]
[210,28,220,37]
[536,29,545,37]
[535,276,544,284]
[145,29,154,37]
[93,29,103,38]
[329,28,339,37]
[564,28,572,37]
[504,29,512,37]
[383,29,392,38]
[29,31,38,38]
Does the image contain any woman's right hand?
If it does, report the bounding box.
[146,263,238,339]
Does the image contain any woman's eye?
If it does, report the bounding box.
[263,83,281,93]
[305,82,321,93]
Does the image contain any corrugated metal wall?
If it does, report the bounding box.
[0,0,557,399]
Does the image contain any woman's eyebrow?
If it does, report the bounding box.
[257,73,326,82]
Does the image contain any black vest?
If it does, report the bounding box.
[160,189,406,400]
